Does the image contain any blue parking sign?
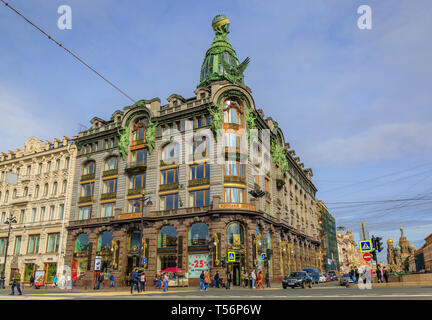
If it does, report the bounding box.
[142,257,147,265]
[261,253,266,260]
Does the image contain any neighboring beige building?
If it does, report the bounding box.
[0,136,76,284]
[337,230,360,273]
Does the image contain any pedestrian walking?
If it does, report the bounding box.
[248,271,253,288]
[72,274,77,289]
[98,273,104,289]
[199,271,205,291]
[376,265,383,283]
[251,270,256,289]
[140,272,146,292]
[204,271,210,291]
[109,274,115,288]
[349,267,355,283]
[226,270,232,290]
[214,271,220,288]
[383,267,389,283]
[53,274,58,287]
[9,269,22,295]
[163,273,169,292]
[265,271,270,288]
[130,269,140,294]
[355,268,359,284]
[243,272,248,288]
[29,274,35,288]
[256,271,264,289]
[153,274,158,287]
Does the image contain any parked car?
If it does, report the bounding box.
[328,271,339,281]
[339,273,353,286]
[282,272,313,289]
[324,273,331,282]
[319,274,326,283]
[303,268,320,284]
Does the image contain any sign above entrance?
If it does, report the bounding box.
[359,240,373,252]
[228,252,235,262]
[218,203,255,211]
[118,212,142,220]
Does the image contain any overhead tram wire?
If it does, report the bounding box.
[1,0,136,104]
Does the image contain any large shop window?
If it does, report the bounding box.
[160,168,178,185]
[130,173,146,189]
[80,182,94,197]
[160,193,179,210]
[189,189,210,207]
[101,202,116,217]
[78,205,92,220]
[225,160,244,177]
[102,178,117,193]
[75,233,89,253]
[227,222,245,246]
[128,231,141,251]
[82,161,95,175]
[131,148,148,165]
[224,187,245,203]
[223,98,243,125]
[158,226,177,248]
[104,156,118,171]
[189,163,210,180]
[97,231,113,251]
[189,223,209,246]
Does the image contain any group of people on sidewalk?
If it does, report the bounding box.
[349,265,389,284]
[153,273,170,292]
[129,269,147,294]
[242,269,270,289]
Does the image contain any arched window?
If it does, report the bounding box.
[34,185,39,198]
[189,223,209,246]
[82,161,95,175]
[13,189,17,198]
[43,184,49,196]
[62,180,67,193]
[132,118,148,144]
[97,231,113,251]
[104,156,118,171]
[23,187,28,197]
[74,233,89,253]
[223,98,243,125]
[5,190,9,202]
[227,222,244,246]
[158,226,177,248]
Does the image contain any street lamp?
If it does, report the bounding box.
[0,213,18,289]
[134,195,152,268]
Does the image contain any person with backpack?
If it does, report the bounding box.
[130,269,140,294]
[204,271,210,291]
[9,269,22,295]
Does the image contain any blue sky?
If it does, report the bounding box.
[1,1,432,262]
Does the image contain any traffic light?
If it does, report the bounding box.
[371,249,377,261]
[375,237,384,252]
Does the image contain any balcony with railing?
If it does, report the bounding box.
[224,175,246,184]
[159,182,179,192]
[78,195,93,203]
[102,169,118,177]
[125,162,147,173]
[81,173,95,181]
[127,187,145,196]
[188,177,210,187]
[101,192,116,201]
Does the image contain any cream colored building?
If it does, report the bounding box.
[0,136,76,284]
[337,230,360,273]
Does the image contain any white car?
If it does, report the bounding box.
[319,274,326,283]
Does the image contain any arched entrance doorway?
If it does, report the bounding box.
[226,221,245,286]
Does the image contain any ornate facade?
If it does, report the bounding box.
[387,226,416,272]
[316,201,339,272]
[0,137,77,284]
[337,231,360,273]
[64,15,321,287]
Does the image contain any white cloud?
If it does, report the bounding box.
[305,122,432,166]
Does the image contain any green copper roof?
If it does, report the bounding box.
[199,15,250,88]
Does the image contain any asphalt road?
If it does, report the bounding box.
[1,281,432,300]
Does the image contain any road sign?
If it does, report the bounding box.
[228,252,235,262]
[142,257,147,265]
[359,240,373,252]
[261,253,266,261]
[363,252,372,262]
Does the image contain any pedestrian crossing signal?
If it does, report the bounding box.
[228,252,235,262]
[359,240,373,252]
